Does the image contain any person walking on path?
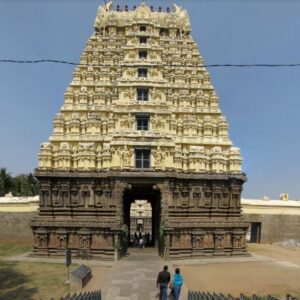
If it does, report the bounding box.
[156,265,170,300]
[171,268,183,300]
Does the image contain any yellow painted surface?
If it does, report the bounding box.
[242,206,300,216]
[0,204,38,212]
[38,3,243,174]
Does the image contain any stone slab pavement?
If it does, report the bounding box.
[101,248,189,300]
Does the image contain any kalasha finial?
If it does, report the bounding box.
[133,5,136,10]
[167,7,170,12]
[125,5,128,11]
[158,6,162,12]
[150,5,154,12]
[116,4,120,11]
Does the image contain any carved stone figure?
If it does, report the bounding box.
[150,87,162,100]
[153,146,164,168]
[119,145,132,168]
[120,114,134,129]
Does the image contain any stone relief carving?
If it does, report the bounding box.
[120,114,134,130]
[118,145,133,168]
[123,87,135,100]
[152,114,165,130]
[153,146,164,168]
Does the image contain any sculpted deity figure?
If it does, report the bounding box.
[149,52,157,60]
[153,146,164,168]
[147,37,156,46]
[203,73,210,85]
[152,114,165,130]
[119,145,133,168]
[150,87,162,100]
[128,50,136,60]
[149,68,159,79]
[126,67,135,77]
[120,114,134,130]
[204,91,210,100]
[124,87,135,100]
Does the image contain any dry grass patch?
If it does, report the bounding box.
[0,242,32,257]
[0,261,76,300]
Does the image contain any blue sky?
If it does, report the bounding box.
[0,0,299,200]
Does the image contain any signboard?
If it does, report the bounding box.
[66,248,72,267]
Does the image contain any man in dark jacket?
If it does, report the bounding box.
[156,265,170,300]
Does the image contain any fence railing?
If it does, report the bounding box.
[188,291,298,300]
[60,290,101,300]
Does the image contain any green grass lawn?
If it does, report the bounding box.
[0,261,76,300]
[0,242,32,257]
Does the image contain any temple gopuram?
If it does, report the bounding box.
[31,2,249,260]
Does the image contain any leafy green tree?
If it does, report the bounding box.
[0,168,13,196]
[0,168,39,197]
[27,173,39,195]
[12,173,39,196]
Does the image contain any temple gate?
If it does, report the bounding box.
[31,2,249,260]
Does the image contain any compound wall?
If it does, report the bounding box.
[0,211,37,242]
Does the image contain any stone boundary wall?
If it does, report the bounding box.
[0,196,300,244]
[242,198,300,243]
[0,196,38,242]
[244,213,300,243]
[0,211,37,242]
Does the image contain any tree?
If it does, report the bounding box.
[0,168,39,197]
[12,173,39,196]
[27,173,39,196]
[0,168,13,196]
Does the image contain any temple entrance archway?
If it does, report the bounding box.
[123,183,161,250]
[129,200,152,242]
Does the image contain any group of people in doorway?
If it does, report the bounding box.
[131,231,152,248]
[157,265,183,300]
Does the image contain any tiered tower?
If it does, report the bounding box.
[32,2,249,260]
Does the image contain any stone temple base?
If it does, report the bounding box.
[30,219,116,260]
[31,170,249,260]
[166,224,249,260]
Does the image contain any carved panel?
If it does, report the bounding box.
[203,232,214,248]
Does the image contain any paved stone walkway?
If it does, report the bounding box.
[102,248,188,300]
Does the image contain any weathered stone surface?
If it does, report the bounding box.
[244,214,300,243]
[31,3,249,259]
[0,212,36,242]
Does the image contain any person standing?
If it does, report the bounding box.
[156,265,170,300]
[139,237,144,249]
[172,268,183,300]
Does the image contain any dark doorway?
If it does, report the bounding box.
[123,183,161,249]
[250,222,261,243]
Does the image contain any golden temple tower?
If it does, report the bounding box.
[32,2,248,260]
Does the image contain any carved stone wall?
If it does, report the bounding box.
[31,172,248,259]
